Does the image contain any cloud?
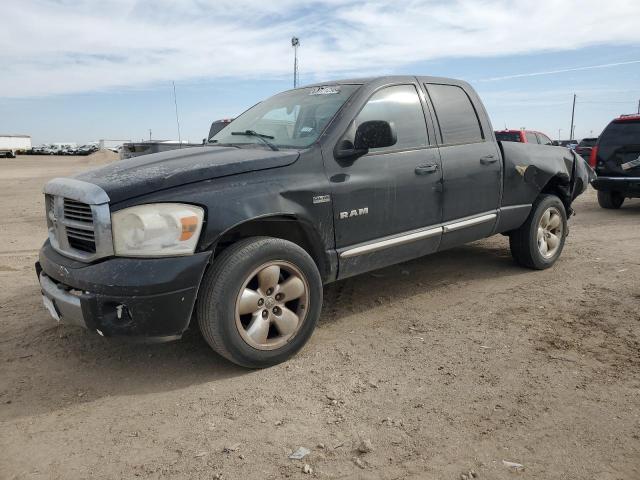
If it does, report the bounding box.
[2,0,640,97]
[479,60,640,81]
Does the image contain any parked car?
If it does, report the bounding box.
[36,76,591,368]
[77,145,99,156]
[575,137,598,159]
[591,114,640,209]
[494,129,554,145]
[207,118,234,141]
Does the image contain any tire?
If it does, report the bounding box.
[597,190,624,209]
[509,194,567,270]
[196,237,323,368]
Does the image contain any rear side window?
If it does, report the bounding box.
[536,133,553,145]
[346,84,429,152]
[525,132,538,143]
[599,120,640,151]
[426,84,484,145]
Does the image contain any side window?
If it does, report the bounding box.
[345,85,428,152]
[426,84,483,144]
[537,133,552,145]
[525,132,538,143]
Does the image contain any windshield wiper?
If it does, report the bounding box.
[231,130,279,151]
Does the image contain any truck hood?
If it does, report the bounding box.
[74,146,300,203]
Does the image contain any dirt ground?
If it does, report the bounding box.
[1,154,639,480]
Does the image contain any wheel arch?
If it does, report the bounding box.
[539,174,573,215]
[207,214,331,281]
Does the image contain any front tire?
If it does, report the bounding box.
[197,237,322,368]
[509,194,567,270]
[597,190,624,209]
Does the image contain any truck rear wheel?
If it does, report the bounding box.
[597,190,624,209]
[509,194,567,270]
[197,237,322,368]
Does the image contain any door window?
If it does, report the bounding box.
[344,85,429,153]
[426,84,484,145]
[536,133,553,145]
[525,132,538,143]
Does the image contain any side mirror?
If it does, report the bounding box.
[354,120,397,150]
[335,120,397,160]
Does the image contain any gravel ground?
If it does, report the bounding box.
[1,155,639,480]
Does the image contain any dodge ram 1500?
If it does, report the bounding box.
[36,76,592,367]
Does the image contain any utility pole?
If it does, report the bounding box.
[291,37,300,88]
[172,81,182,148]
[149,129,152,141]
[570,94,576,141]
[558,128,562,141]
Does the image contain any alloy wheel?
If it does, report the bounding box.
[234,260,309,350]
[537,207,563,258]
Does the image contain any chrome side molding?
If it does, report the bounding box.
[341,227,442,258]
[340,211,500,258]
[442,213,497,233]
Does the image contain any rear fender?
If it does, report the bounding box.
[500,142,593,214]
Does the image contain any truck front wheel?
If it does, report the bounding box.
[509,194,567,270]
[597,190,624,209]
[197,237,323,368]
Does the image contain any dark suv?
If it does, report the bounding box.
[591,114,640,209]
[575,137,598,159]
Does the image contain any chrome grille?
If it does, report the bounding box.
[63,198,94,223]
[43,178,113,262]
[66,224,97,253]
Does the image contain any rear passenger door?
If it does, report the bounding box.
[423,83,501,249]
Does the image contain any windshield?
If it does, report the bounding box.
[578,138,598,147]
[211,85,360,149]
[495,131,522,142]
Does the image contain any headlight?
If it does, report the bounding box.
[112,203,204,257]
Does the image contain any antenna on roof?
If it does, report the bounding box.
[172,81,182,148]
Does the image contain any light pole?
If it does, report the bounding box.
[570,93,576,141]
[291,37,300,88]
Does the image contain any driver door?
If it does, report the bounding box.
[325,83,443,278]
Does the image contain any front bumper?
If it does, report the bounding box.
[591,176,640,197]
[36,241,212,338]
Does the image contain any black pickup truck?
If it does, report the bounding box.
[36,76,592,368]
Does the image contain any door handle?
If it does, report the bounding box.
[415,164,439,175]
[480,155,498,165]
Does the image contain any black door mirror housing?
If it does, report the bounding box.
[354,120,397,150]
[335,120,397,160]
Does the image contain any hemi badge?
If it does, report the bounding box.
[313,195,331,204]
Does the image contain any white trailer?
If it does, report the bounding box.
[0,135,32,157]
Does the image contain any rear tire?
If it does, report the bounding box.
[597,190,624,209]
[196,237,322,368]
[509,194,567,270]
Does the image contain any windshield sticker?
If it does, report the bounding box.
[309,86,341,95]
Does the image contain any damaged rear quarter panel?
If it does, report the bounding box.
[500,141,591,210]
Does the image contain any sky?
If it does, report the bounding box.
[1,0,640,144]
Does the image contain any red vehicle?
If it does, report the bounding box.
[494,129,554,146]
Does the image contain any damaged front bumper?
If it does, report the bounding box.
[36,241,211,339]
